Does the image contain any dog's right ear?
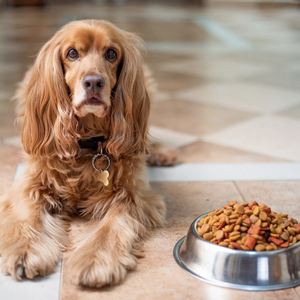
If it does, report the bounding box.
[20,29,79,158]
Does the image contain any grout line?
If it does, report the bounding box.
[295,287,300,299]
[232,181,246,202]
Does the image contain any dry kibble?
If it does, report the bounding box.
[201,224,210,234]
[229,200,237,207]
[203,232,214,241]
[255,244,266,251]
[235,205,245,215]
[250,215,259,224]
[253,206,260,216]
[197,200,300,251]
[281,231,289,241]
[215,230,224,240]
[259,211,268,221]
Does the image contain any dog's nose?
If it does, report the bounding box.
[82,75,105,92]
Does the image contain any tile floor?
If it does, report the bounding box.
[1,1,300,299]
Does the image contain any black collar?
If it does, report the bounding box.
[78,136,107,151]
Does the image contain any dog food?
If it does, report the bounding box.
[196,201,300,251]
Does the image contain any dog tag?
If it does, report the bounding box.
[94,170,109,186]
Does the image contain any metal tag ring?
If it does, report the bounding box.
[92,153,111,173]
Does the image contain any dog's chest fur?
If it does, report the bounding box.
[31,153,145,217]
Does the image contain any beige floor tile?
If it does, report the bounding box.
[202,115,300,161]
[0,100,20,138]
[234,181,300,219]
[175,82,300,114]
[0,143,25,195]
[179,140,286,163]
[149,99,256,136]
[152,69,206,93]
[114,20,216,43]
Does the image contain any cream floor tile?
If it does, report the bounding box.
[175,82,300,114]
[161,57,268,81]
[149,125,199,148]
[0,260,61,300]
[249,69,300,93]
[149,99,256,136]
[280,104,300,120]
[222,51,294,68]
[148,163,300,182]
[259,43,300,58]
[179,140,285,163]
[202,115,300,161]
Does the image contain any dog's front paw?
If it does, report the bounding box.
[1,249,57,280]
[148,144,179,166]
[69,249,137,288]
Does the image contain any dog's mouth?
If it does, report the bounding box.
[73,94,111,118]
[75,95,108,111]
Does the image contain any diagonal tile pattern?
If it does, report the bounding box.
[1,1,300,299]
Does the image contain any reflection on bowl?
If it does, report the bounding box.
[173,213,300,291]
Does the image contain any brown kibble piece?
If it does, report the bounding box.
[259,211,268,221]
[201,224,210,233]
[203,232,214,241]
[281,231,289,241]
[215,230,224,240]
[253,206,260,216]
[255,244,266,251]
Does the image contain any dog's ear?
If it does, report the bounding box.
[106,32,151,158]
[21,31,78,158]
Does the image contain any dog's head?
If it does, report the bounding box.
[21,20,150,158]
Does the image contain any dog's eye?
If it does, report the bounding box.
[67,49,79,61]
[105,49,117,62]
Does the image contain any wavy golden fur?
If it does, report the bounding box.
[0,20,167,287]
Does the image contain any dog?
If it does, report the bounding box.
[0,19,174,288]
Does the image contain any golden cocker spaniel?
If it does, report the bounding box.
[0,20,169,288]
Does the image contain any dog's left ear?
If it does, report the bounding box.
[106,32,151,158]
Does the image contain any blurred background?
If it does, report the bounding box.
[0,0,300,167]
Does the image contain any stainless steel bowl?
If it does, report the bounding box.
[174,213,300,291]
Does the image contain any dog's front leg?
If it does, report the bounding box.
[68,189,165,288]
[68,207,140,288]
[0,176,68,280]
